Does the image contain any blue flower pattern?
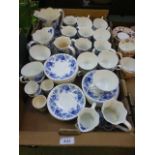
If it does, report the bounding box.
[49,84,85,120]
[83,71,118,102]
[44,54,77,80]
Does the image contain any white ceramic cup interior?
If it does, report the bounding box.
[101,99,132,131]
[40,79,54,92]
[77,52,98,70]
[119,40,135,52]
[63,16,77,26]
[93,17,108,29]
[94,40,112,52]
[77,16,92,27]
[29,44,51,61]
[117,32,130,40]
[24,81,40,96]
[61,26,77,37]
[32,95,47,110]
[77,103,99,132]
[74,38,92,51]
[78,27,93,38]
[120,57,135,73]
[98,51,119,69]
[93,70,119,92]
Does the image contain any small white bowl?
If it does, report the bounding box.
[98,51,119,70]
[29,45,51,62]
[32,95,47,111]
[93,70,119,92]
[77,52,98,71]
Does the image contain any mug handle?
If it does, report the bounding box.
[117,52,123,59]
[68,46,76,56]
[27,40,38,49]
[91,102,96,109]
[116,120,132,132]
[77,70,83,77]
[59,9,64,26]
[19,76,29,84]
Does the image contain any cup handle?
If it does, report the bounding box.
[77,70,83,76]
[91,102,96,109]
[116,120,132,132]
[59,9,64,26]
[92,48,97,55]
[117,52,123,59]
[19,76,28,84]
[68,46,76,56]
[27,40,38,49]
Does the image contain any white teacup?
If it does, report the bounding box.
[53,36,75,56]
[72,38,92,55]
[77,103,99,132]
[77,52,98,75]
[76,16,92,28]
[20,61,44,83]
[29,44,51,62]
[63,16,77,26]
[24,81,41,97]
[101,99,132,131]
[98,51,119,70]
[93,70,119,92]
[93,40,112,55]
[93,17,108,29]
[40,79,54,95]
[78,27,93,39]
[93,28,111,41]
[32,95,47,111]
[61,26,77,38]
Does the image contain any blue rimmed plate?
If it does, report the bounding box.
[44,54,78,83]
[82,70,119,105]
[47,83,86,121]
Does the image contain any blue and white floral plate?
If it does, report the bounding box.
[82,70,119,106]
[44,54,78,84]
[47,83,86,121]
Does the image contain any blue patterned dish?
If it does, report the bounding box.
[82,70,119,105]
[44,54,78,84]
[47,83,86,121]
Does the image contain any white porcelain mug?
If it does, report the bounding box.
[76,15,92,28]
[101,99,132,132]
[53,36,76,56]
[63,15,77,26]
[20,61,44,83]
[61,26,77,38]
[72,38,92,56]
[77,103,99,132]
[32,95,47,112]
[77,52,98,75]
[28,44,51,62]
[77,27,93,39]
[93,16,108,29]
[40,79,54,95]
[24,81,41,97]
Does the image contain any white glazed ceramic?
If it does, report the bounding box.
[93,40,112,54]
[117,32,130,40]
[93,28,111,41]
[33,8,64,27]
[119,39,135,54]
[32,95,47,111]
[40,79,54,94]
[101,99,132,131]
[77,16,92,28]
[32,27,54,45]
[53,36,75,56]
[82,70,119,106]
[63,16,77,26]
[78,27,93,38]
[20,61,44,83]
[24,81,41,97]
[44,54,78,84]
[77,52,98,71]
[93,70,119,92]
[47,83,86,121]
[93,17,108,29]
[98,51,119,70]
[61,26,77,38]
[72,38,92,54]
[29,44,51,62]
[119,57,135,73]
[77,103,99,132]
